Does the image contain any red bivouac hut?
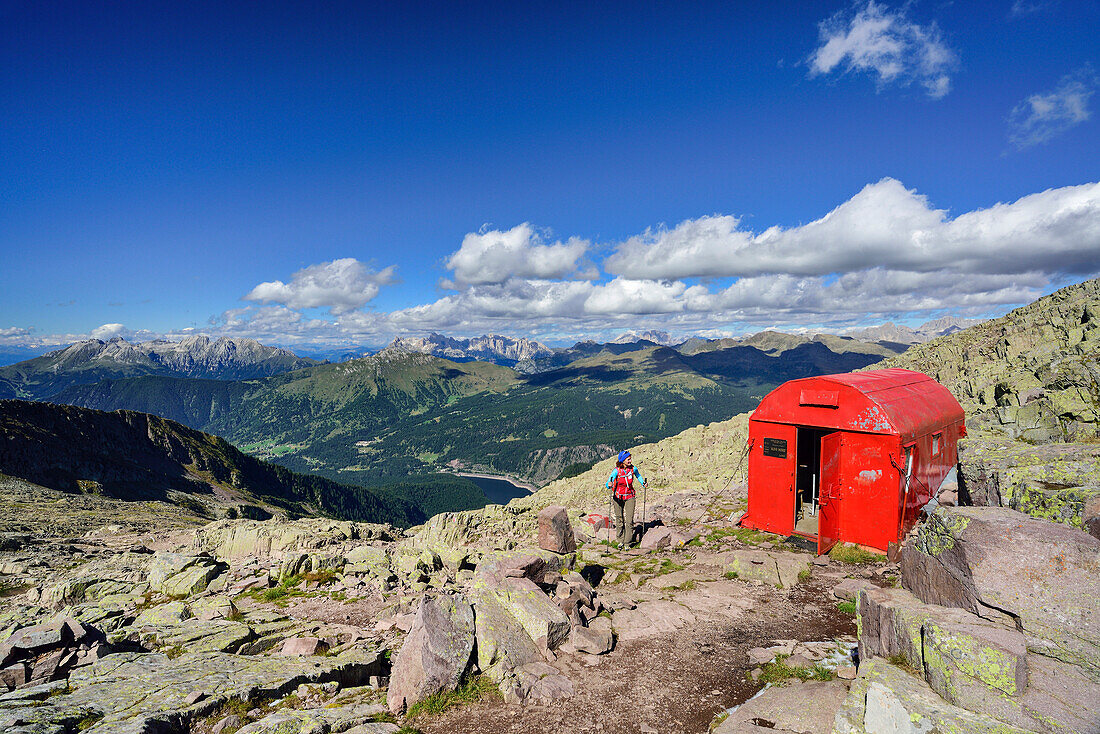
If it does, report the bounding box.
[741,368,965,554]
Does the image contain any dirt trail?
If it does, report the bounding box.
[415,576,857,734]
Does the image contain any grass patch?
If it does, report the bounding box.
[244,573,311,607]
[709,712,730,731]
[406,675,499,718]
[798,568,812,582]
[757,654,836,684]
[674,517,693,527]
[836,601,857,615]
[163,645,186,660]
[657,559,685,575]
[302,569,338,585]
[829,543,887,565]
[723,570,739,579]
[76,712,104,731]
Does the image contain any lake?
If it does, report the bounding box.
[465,474,531,505]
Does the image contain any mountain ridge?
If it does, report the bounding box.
[0,335,319,400]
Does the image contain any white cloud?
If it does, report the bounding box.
[443,223,592,288]
[192,180,1100,347]
[90,323,132,340]
[808,1,957,98]
[605,178,1100,279]
[1008,67,1096,148]
[244,258,396,315]
[0,327,30,338]
[1010,1,1053,18]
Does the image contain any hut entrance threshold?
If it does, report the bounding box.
[794,426,832,538]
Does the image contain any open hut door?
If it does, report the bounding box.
[817,432,843,555]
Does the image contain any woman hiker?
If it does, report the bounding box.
[606,450,646,547]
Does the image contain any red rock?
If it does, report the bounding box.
[278,637,328,656]
[538,505,577,554]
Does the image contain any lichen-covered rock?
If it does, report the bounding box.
[471,570,570,652]
[833,658,1036,734]
[131,618,254,655]
[192,519,391,559]
[470,588,543,682]
[958,437,1100,530]
[386,594,475,715]
[900,505,1100,677]
[234,701,387,733]
[133,600,192,627]
[0,649,383,734]
[343,546,393,578]
[148,552,227,597]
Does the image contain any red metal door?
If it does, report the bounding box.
[818,432,843,555]
[745,422,798,536]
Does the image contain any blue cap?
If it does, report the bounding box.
[618,450,631,463]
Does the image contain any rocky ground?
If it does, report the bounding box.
[0,469,889,734]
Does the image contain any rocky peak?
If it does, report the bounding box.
[877,277,1100,442]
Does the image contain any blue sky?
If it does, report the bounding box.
[2,0,1098,352]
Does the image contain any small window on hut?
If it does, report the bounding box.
[932,433,942,457]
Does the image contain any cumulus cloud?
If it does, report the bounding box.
[1008,67,1096,148]
[209,180,1098,347]
[245,258,396,315]
[605,178,1100,279]
[90,323,132,340]
[808,1,957,98]
[443,223,592,288]
[0,327,31,338]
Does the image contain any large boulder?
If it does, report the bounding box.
[958,438,1100,532]
[857,586,1099,733]
[537,505,576,554]
[713,679,847,734]
[723,549,811,589]
[148,552,228,598]
[470,590,543,682]
[900,505,1100,677]
[386,594,476,715]
[833,658,1036,734]
[473,575,570,652]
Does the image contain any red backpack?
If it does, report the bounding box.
[613,467,635,500]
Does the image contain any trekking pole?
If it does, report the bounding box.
[641,478,647,541]
[607,484,614,547]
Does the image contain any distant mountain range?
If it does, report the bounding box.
[0,336,319,400]
[49,334,898,487]
[845,316,985,345]
[609,330,676,346]
[386,333,554,366]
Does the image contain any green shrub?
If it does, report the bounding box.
[836,601,857,615]
[797,568,812,582]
